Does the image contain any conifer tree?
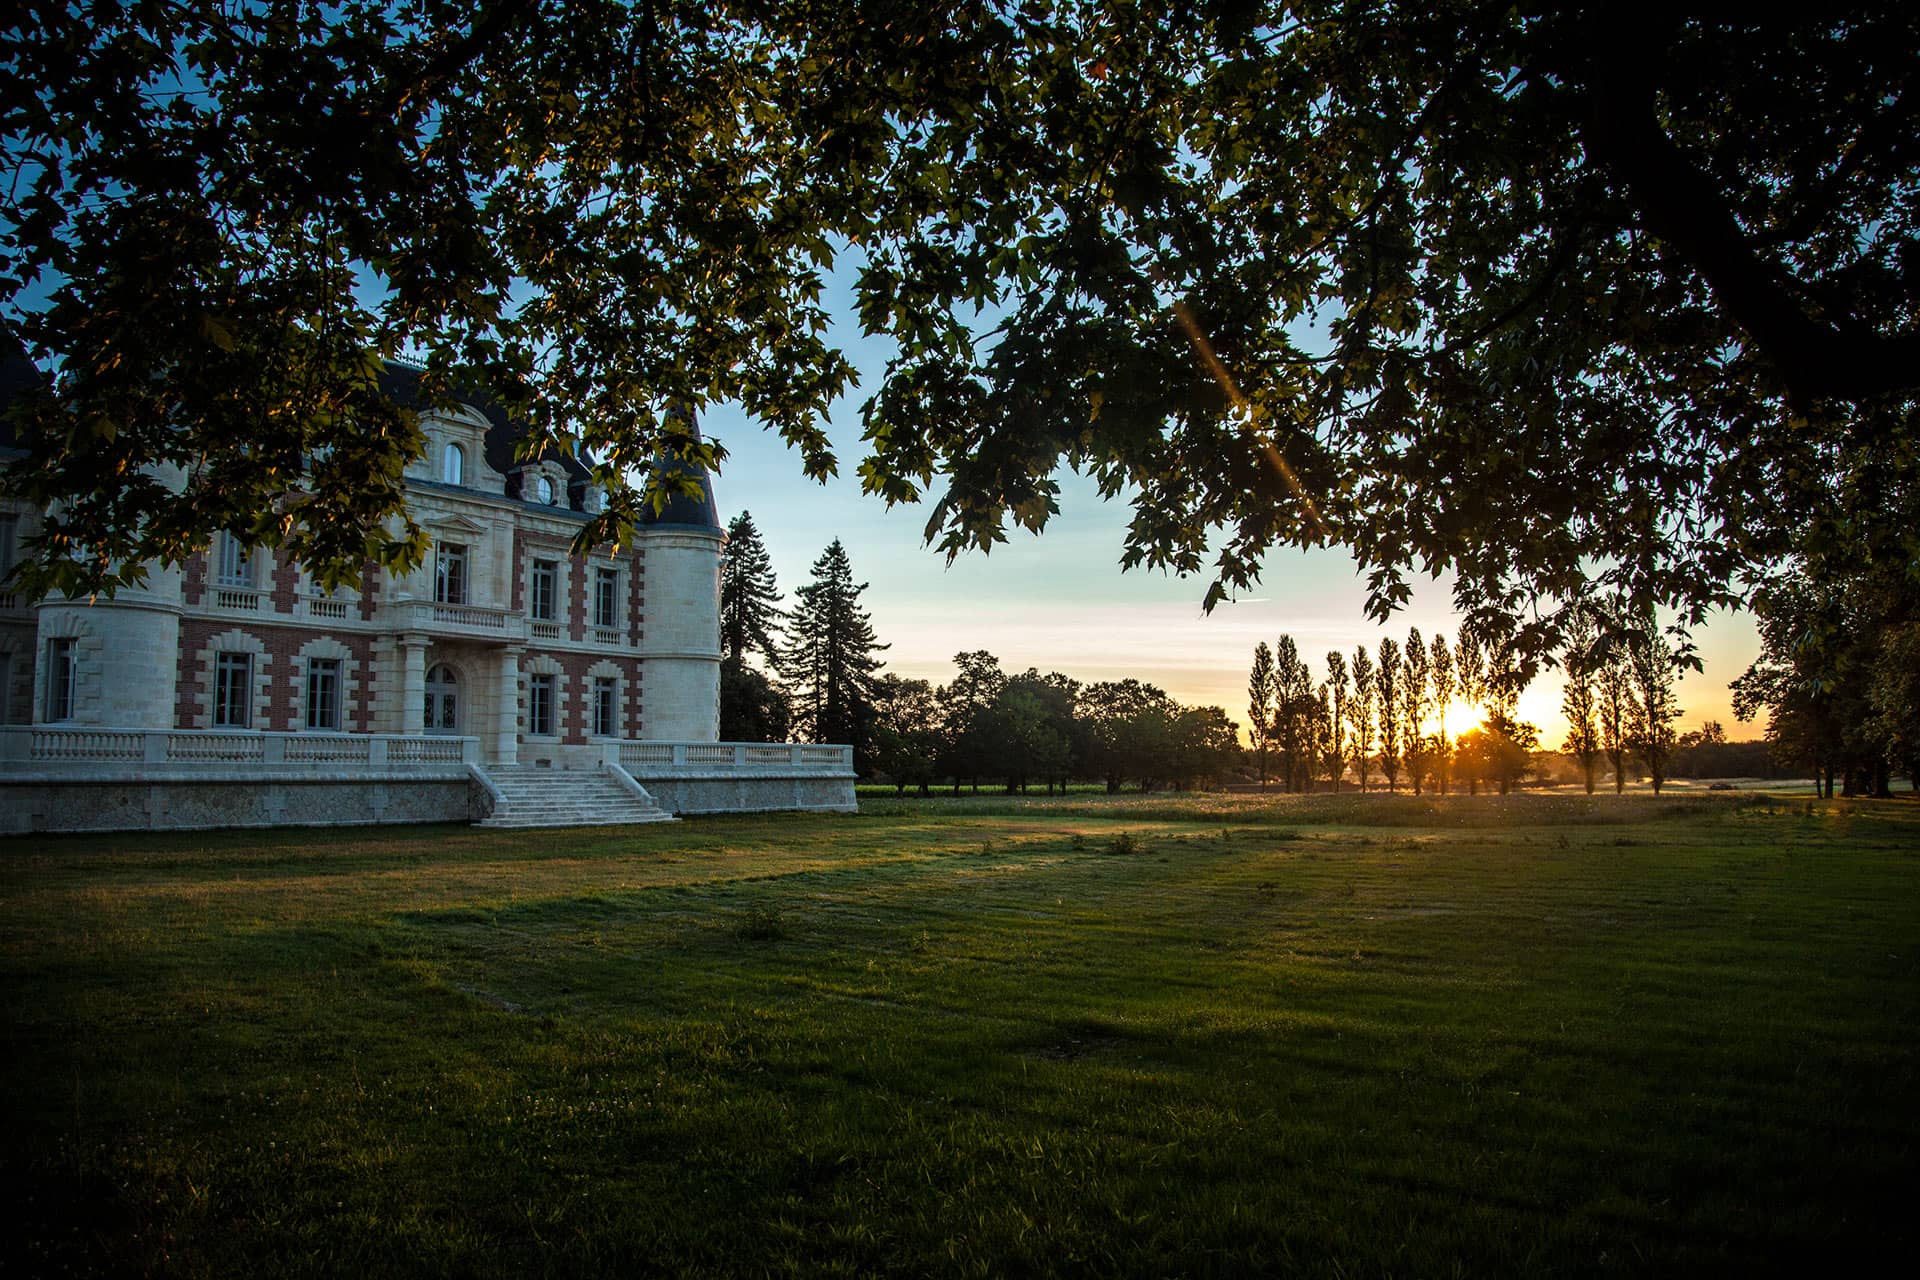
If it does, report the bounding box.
[782,539,887,769]
[719,511,786,665]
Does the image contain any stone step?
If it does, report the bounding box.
[472,765,674,829]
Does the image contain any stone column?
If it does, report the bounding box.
[399,633,428,735]
[495,646,522,765]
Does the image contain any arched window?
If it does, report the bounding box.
[443,442,465,485]
[537,475,556,504]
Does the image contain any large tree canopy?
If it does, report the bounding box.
[4,2,1915,653]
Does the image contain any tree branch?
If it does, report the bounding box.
[1577,35,1920,403]
[384,0,539,118]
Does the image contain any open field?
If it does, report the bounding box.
[3,792,1916,1276]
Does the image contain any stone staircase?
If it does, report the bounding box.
[475,764,675,828]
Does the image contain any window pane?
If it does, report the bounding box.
[214,652,252,728]
[593,677,617,736]
[532,560,556,620]
[217,534,251,587]
[529,674,554,736]
[443,443,464,485]
[307,659,340,730]
[47,638,75,721]
[435,544,467,604]
[594,568,618,628]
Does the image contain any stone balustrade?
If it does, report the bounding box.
[0,726,481,771]
[610,740,853,774]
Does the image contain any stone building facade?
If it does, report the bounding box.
[0,354,853,831]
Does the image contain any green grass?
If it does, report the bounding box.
[3,792,1916,1276]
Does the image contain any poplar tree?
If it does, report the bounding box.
[1348,645,1376,793]
[1428,633,1454,794]
[1326,650,1349,794]
[1455,632,1487,721]
[1401,628,1430,795]
[783,539,887,768]
[1378,638,1402,793]
[1314,686,1336,792]
[1247,642,1276,790]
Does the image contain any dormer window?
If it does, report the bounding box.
[537,475,556,504]
[443,442,465,485]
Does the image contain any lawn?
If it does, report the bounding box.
[2,792,1915,1276]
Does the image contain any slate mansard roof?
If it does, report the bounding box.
[0,342,721,532]
[378,360,720,531]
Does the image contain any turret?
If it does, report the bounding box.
[633,440,723,741]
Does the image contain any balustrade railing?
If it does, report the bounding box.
[611,740,853,773]
[430,602,511,630]
[0,726,480,770]
[214,587,262,611]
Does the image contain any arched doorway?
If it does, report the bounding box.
[424,663,459,735]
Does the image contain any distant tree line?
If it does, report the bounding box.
[719,514,1238,790]
[1246,626,1543,796]
[867,657,1240,795]
[1555,602,1690,795]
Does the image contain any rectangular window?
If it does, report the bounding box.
[45,638,75,721]
[592,676,617,737]
[528,673,554,737]
[593,567,619,629]
[216,533,252,588]
[434,543,467,604]
[214,652,252,728]
[306,658,341,731]
[531,559,557,621]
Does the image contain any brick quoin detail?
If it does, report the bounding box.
[350,634,376,732]
[174,624,206,728]
[627,551,645,642]
[558,653,595,744]
[269,550,299,613]
[182,551,208,607]
[567,555,588,642]
[621,656,643,736]
[358,561,381,621]
[510,530,528,613]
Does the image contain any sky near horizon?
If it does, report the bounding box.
[695,267,1763,744]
